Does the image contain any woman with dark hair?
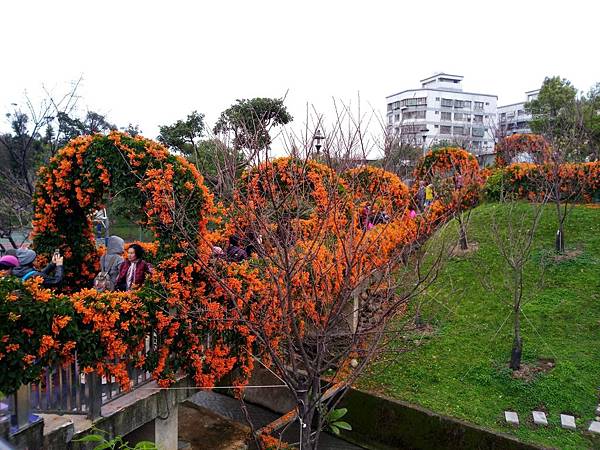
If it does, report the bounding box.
[226,235,247,263]
[115,243,152,291]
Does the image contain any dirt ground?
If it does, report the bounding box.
[178,400,250,450]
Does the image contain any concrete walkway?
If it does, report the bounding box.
[189,391,365,449]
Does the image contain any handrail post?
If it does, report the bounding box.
[85,373,102,421]
[14,385,30,431]
[0,410,9,439]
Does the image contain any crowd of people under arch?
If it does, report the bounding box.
[0,238,153,292]
[0,177,451,292]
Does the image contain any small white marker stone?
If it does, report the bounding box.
[560,414,576,430]
[532,411,548,426]
[589,421,600,434]
[505,411,519,426]
[596,405,600,415]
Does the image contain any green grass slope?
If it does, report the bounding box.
[359,202,600,450]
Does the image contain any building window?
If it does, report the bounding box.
[454,113,464,121]
[416,110,426,119]
[402,97,427,107]
[435,97,440,101]
[453,126,464,135]
[434,125,439,128]
[388,116,393,125]
[401,125,422,134]
[463,101,471,108]
[472,127,484,137]
[454,100,464,108]
[485,102,489,106]
[473,115,483,123]
[440,125,451,134]
[387,103,393,112]
[474,101,484,111]
[441,112,452,121]
[435,111,439,114]
[403,98,426,107]
[394,114,400,122]
[518,109,526,116]
[441,98,453,107]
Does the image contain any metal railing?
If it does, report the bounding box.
[4,337,154,435]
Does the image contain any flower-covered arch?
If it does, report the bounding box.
[33,132,214,289]
[0,132,264,393]
[413,146,482,210]
[341,165,410,216]
[494,134,550,167]
[227,157,345,244]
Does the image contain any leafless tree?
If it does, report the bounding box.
[164,102,452,449]
[0,80,83,247]
[0,78,122,249]
[379,132,422,182]
[526,83,589,254]
[544,122,588,254]
[490,190,548,370]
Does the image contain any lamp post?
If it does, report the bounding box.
[313,129,324,155]
[420,126,430,152]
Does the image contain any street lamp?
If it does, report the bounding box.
[313,129,324,154]
[420,126,429,151]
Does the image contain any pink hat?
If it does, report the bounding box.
[0,255,19,268]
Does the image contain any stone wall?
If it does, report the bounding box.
[337,388,548,450]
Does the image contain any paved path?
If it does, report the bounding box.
[189,391,365,449]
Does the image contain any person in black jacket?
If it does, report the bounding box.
[12,248,64,287]
[226,235,247,263]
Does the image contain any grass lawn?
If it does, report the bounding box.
[108,215,154,242]
[358,202,600,450]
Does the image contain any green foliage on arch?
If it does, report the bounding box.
[32,132,213,289]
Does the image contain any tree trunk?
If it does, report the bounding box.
[554,195,565,254]
[510,305,522,370]
[299,404,316,450]
[509,334,522,370]
[555,225,564,254]
[414,307,424,327]
[510,276,522,371]
[458,221,468,251]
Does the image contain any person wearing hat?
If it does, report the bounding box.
[12,248,64,287]
[0,255,19,275]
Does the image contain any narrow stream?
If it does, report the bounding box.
[188,391,365,449]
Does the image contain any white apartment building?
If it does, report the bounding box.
[386,74,498,154]
[497,89,539,135]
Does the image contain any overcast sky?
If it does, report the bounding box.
[1,0,598,145]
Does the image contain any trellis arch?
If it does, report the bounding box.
[32,132,214,289]
[413,146,482,210]
[342,165,410,215]
[495,134,550,167]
